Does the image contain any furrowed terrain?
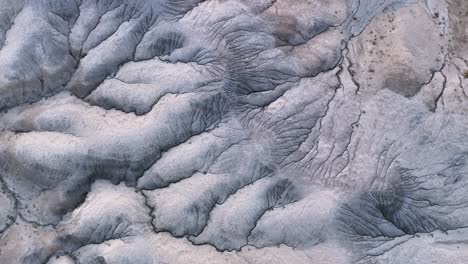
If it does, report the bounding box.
[0,0,468,263]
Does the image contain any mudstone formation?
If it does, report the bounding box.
[0,0,468,263]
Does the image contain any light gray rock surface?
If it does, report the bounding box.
[1,0,468,263]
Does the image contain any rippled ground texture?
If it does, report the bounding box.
[1,0,468,263]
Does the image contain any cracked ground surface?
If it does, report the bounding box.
[0,0,468,263]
